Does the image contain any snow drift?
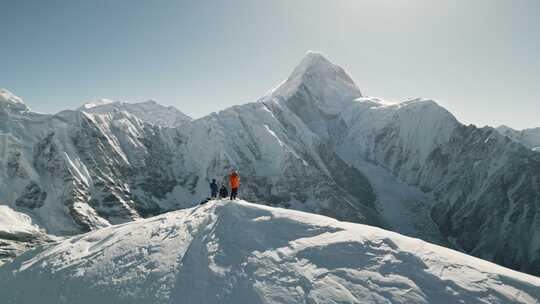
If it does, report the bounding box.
[1,200,539,304]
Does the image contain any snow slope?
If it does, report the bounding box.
[350,159,450,247]
[0,205,41,236]
[1,200,538,304]
[0,205,50,266]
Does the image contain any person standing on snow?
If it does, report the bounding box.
[229,170,240,200]
[219,184,228,199]
[209,179,218,199]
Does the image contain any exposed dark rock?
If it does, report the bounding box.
[15,182,47,209]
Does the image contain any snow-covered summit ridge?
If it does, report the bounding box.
[78,98,192,128]
[1,200,538,303]
[355,96,448,109]
[0,89,24,104]
[496,124,540,151]
[289,51,353,82]
[80,98,115,109]
[0,88,29,111]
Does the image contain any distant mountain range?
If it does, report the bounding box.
[1,52,539,277]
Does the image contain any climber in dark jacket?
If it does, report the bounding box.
[210,179,218,199]
[219,185,228,199]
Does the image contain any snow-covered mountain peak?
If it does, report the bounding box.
[291,51,338,76]
[1,199,539,303]
[266,51,362,115]
[0,89,24,104]
[80,98,116,109]
[289,51,360,91]
[0,88,29,112]
[78,98,191,128]
[496,124,513,132]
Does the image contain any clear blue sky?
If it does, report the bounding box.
[1,0,539,129]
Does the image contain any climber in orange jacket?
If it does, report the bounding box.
[229,170,240,200]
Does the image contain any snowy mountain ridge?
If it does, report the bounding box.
[0,88,29,112]
[497,125,540,152]
[0,88,24,105]
[1,200,539,304]
[78,98,192,128]
[80,98,115,109]
[1,51,540,278]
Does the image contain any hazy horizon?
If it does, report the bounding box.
[1,0,539,129]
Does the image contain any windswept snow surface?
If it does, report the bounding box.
[0,205,40,236]
[1,200,539,304]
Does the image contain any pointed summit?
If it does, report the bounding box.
[289,51,338,78]
[288,51,359,87]
[266,51,362,115]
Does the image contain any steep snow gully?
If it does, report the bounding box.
[1,200,539,304]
